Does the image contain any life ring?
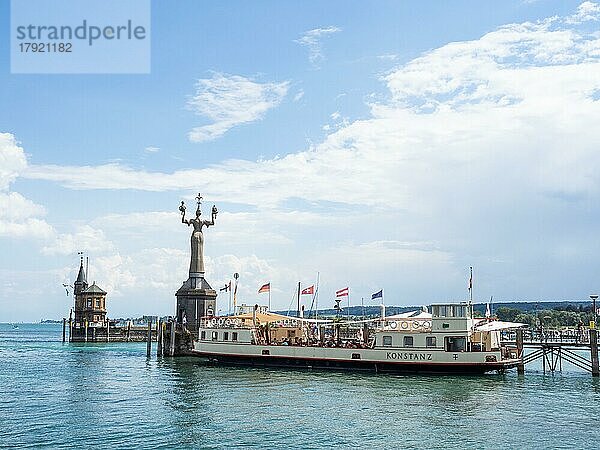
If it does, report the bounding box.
[554,330,560,338]
[412,321,420,329]
[210,319,217,327]
[291,320,298,327]
[400,321,409,329]
[218,318,225,326]
[225,319,232,327]
[234,319,241,326]
[423,321,431,329]
[390,321,398,329]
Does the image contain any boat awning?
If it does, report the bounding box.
[475,321,527,332]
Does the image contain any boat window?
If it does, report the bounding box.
[95,299,100,308]
[212,331,218,341]
[403,336,414,347]
[382,335,392,346]
[201,331,206,340]
[232,332,238,342]
[223,332,229,341]
[453,305,466,318]
[352,353,361,360]
[426,336,436,347]
[445,336,466,352]
[262,349,270,355]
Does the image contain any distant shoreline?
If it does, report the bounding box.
[9,300,593,324]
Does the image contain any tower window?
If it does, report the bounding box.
[95,299,100,308]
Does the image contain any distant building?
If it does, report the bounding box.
[67,257,156,343]
[73,258,107,326]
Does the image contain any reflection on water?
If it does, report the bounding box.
[1,324,600,449]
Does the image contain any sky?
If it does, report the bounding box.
[1,0,600,321]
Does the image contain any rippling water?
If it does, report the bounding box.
[1,323,599,449]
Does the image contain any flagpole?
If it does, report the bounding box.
[361,297,364,320]
[269,286,271,312]
[469,266,474,327]
[228,280,232,316]
[347,291,350,322]
[297,282,301,318]
[315,272,320,322]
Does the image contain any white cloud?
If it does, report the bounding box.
[0,133,27,191]
[144,146,160,153]
[566,1,600,24]
[0,134,56,240]
[295,26,341,66]
[293,89,305,101]
[187,73,289,143]
[42,225,115,256]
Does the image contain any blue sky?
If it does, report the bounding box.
[1,0,600,321]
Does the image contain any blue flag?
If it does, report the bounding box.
[372,289,383,300]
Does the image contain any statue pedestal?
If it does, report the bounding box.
[175,276,216,337]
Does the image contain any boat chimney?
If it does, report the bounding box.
[380,304,386,320]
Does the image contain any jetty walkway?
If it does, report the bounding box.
[502,328,599,376]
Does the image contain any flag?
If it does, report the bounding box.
[301,285,314,295]
[220,283,229,292]
[336,287,349,298]
[258,282,270,293]
[372,289,383,300]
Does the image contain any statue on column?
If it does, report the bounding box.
[179,193,218,277]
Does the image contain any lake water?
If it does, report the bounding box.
[1,323,599,449]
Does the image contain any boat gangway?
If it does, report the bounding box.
[501,328,599,376]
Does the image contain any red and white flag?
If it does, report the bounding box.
[336,287,349,298]
[258,282,270,293]
[301,285,314,295]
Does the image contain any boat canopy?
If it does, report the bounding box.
[475,320,527,332]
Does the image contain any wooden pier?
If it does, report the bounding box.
[503,328,599,376]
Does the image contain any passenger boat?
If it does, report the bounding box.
[191,303,524,374]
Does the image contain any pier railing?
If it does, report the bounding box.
[501,327,599,376]
[501,328,596,346]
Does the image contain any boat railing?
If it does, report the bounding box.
[199,318,252,329]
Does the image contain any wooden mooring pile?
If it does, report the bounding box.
[504,328,599,376]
